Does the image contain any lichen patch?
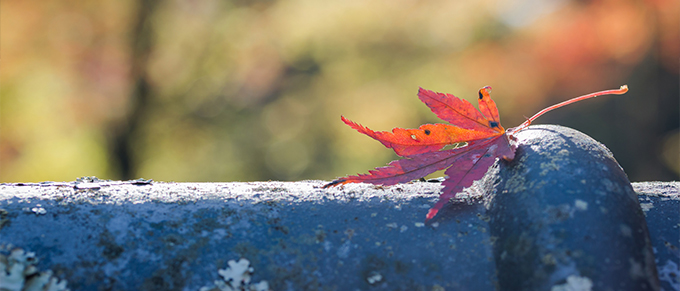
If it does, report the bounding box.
[505,174,527,194]
[0,248,69,291]
[200,258,269,291]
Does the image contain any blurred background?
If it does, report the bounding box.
[1,0,678,183]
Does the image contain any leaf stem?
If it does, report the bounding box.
[511,85,628,133]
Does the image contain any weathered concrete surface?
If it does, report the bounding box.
[0,180,497,291]
[0,126,677,291]
[633,182,680,291]
[0,182,677,291]
[481,125,664,291]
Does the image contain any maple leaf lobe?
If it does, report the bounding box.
[327,86,515,221]
[416,87,499,132]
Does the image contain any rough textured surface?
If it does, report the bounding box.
[0,179,496,291]
[0,126,677,291]
[633,182,680,291]
[481,125,664,291]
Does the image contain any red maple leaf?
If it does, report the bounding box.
[324,85,629,220]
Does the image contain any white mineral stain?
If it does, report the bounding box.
[23,205,47,216]
[337,241,351,258]
[550,275,593,291]
[640,202,654,213]
[400,225,408,233]
[574,200,588,211]
[32,207,46,215]
[366,271,382,284]
[414,222,425,227]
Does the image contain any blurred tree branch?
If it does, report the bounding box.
[108,0,158,179]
